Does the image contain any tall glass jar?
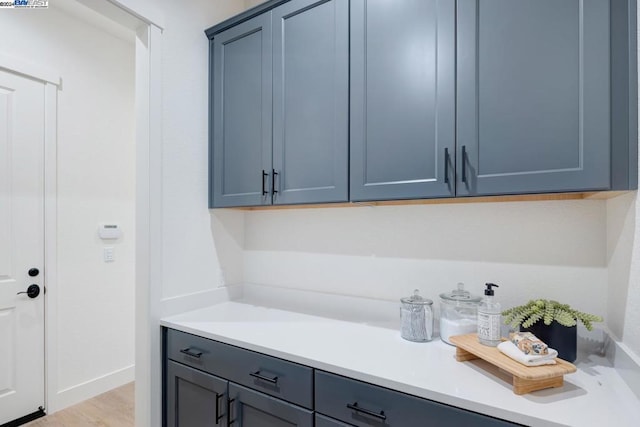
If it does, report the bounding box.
[400,289,433,342]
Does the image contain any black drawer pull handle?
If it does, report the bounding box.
[228,398,236,425]
[262,170,269,196]
[250,371,279,384]
[215,393,223,424]
[347,402,387,421]
[272,169,279,195]
[444,147,450,184]
[179,348,202,358]
[461,145,467,183]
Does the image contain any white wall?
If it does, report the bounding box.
[607,189,640,368]
[620,193,640,355]
[159,0,246,310]
[603,5,640,357]
[245,200,608,322]
[0,1,136,411]
[606,193,636,342]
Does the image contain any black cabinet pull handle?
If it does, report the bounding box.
[444,147,450,184]
[347,402,387,421]
[262,170,269,196]
[228,398,236,425]
[272,169,279,195]
[215,393,223,424]
[461,145,467,183]
[179,348,202,358]
[250,371,278,384]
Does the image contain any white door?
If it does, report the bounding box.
[0,68,45,424]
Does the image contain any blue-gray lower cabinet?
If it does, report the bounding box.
[229,383,314,427]
[315,414,352,427]
[166,361,228,427]
[350,0,456,202]
[165,328,314,427]
[164,327,521,426]
[456,0,634,196]
[315,371,521,427]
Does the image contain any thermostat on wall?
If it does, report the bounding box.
[98,223,122,240]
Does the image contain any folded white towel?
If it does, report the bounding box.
[498,341,558,366]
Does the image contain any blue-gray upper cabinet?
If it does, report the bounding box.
[457,0,633,196]
[211,13,272,208]
[271,0,349,205]
[350,0,456,202]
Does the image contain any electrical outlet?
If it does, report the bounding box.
[103,247,115,263]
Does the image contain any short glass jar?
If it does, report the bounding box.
[439,283,482,345]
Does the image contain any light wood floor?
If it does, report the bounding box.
[24,383,134,427]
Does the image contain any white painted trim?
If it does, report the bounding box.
[161,285,244,317]
[135,23,163,427]
[0,54,61,87]
[43,83,59,414]
[54,365,135,412]
[147,24,163,427]
[108,0,164,29]
[134,25,151,427]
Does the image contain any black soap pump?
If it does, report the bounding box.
[477,283,501,347]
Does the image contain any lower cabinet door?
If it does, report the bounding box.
[166,361,228,427]
[316,414,353,427]
[229,382,313,427]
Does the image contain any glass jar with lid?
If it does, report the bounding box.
[439,283,482,345]
[400,289,433,342]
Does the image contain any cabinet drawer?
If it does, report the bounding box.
[221,341,313,409]
[316,414,353,427]
[166,329,313,409]
[166,329,224,375]
[315,371,520,427]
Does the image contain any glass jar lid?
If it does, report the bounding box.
[439,283,482,303]
[401,289,433,306]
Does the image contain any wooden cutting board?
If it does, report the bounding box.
[449,333,577,395]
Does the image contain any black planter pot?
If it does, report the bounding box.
[522,321,577,362]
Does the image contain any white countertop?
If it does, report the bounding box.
[161,301,640,427]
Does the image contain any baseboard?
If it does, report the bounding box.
[52,365,134,413]
[161,284,243,317]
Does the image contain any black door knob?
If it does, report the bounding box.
[28,268,39,277]
[17,284,40,299]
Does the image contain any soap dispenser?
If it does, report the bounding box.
[477,283,501,347]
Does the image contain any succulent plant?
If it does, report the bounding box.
[502,299,603,331]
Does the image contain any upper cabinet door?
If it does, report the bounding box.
[457,0,611,196]
[350,0,456,202]
[272,0,349,205]
[212,14,272,208]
